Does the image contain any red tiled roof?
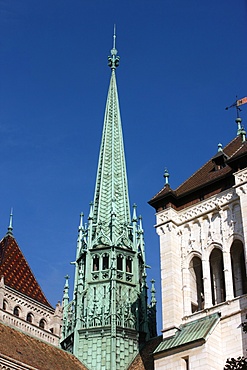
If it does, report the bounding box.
[128,336,162,370]
[150,136,247,207]
[176,136,245,196]
[0,322,88,370]
[0,234,52,308]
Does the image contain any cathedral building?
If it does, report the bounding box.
[149,115,247,369]
[0,213,61,346]
[0,34,159,370]
[2,29,247,370]
[60,33,158,370]
[0,214,90,369]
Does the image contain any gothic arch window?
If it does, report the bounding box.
[189,256,204,313]
[92,255,100,271]
[126,257,132,273]
[39,319,46,329]
[117,254,123,271]
[26,312,33,323]
[119,285,122,298]
[13,306,20,317]
[210,248,226,305]
[3,299,7,311]
[231,240,247,297]
[102,254,109,270]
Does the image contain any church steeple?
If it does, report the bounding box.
[61,31,156,370]
[92,30,131,246]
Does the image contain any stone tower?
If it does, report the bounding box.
[61,33,156,370]
[149,114,247,369]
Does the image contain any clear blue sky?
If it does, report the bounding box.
[0,0,247,333]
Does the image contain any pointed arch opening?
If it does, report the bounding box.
[189,256,204,313]
[102,254,109,270]
[13,306,20,317]
[126,256,132,273]
[92,255,100,271]
[231,240,247,297]
[39,319,46,329]
[210,248,226,305]
[117,254,123,271]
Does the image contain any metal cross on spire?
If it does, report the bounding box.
[108,25,120,69]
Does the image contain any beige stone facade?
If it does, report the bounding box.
[151,143,247,369]
[0,276,62,346]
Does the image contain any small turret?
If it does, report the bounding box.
[6,209,13,236]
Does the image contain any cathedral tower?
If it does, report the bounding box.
[61,33,156,370]
[149,115,247,369]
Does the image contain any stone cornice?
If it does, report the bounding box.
[156,188,238,227]
[234,168,247,186]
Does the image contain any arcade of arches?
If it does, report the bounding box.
[189,240,247,313]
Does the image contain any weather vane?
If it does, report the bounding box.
[225,96,247,118]
[226,96,247,138]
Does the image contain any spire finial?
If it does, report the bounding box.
[79,212,84,230]
[218,143,223,152]
[108,25,120,70]
[150,279,157,306]
[62,275,70,307]
[132,203,137,222]
[7,208,13,236]
[113,24,116,51]
[164,168,169,185]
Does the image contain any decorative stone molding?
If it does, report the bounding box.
[157,208,178,225]
[156,188,238,227]
[1,311,57,345]
[157,222,177,236]
[234,168,247,186]
[0,286,61,345]
[0,354,34,370]
[236,184,247,196]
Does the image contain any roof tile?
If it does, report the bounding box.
[0,235,52,308]
[150,136,247,205]
[0,322,88,369]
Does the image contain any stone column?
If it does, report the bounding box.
[222,249,234,300]
[202,250,212,308]
[235,169,247,267]
[182,263,191,317]
[157,218,183,337]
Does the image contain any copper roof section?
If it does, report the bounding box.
[149,136,247,210]
[0,322,88,370]
[0,235,52,309]
[154,313,220,355]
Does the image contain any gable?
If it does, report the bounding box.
[0,235,52,308]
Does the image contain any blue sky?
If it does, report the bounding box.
[0,0,247,333]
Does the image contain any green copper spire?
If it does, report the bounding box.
[92,29,131,247]
[61,30,156,370]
